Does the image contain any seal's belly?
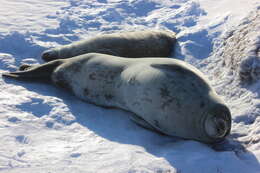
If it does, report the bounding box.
[120,64,209,136]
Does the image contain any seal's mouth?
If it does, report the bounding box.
[203,104,231,141]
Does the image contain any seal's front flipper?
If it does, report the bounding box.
[130,113,157,131]
[2,60,63,81]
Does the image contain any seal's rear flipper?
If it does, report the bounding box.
[2,72,22,78]
[2,60,63,81]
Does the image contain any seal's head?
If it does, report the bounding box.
[42,49,58,62]
[203,104,231,143]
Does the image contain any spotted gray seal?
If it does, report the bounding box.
[41,30,176,61]
[2,53,231,143]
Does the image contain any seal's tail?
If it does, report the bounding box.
[2,60,63,81]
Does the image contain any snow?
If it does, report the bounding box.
[201,8,260,155]
[0,0,260,172]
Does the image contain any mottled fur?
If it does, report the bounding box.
[41,30,176,61]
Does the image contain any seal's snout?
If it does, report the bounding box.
[42,50,57,62]
[204,104,231,142]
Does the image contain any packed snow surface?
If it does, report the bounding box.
[0,0,260,172]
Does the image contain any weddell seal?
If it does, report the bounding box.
[2,53,231,143]
[41,30,176,62]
